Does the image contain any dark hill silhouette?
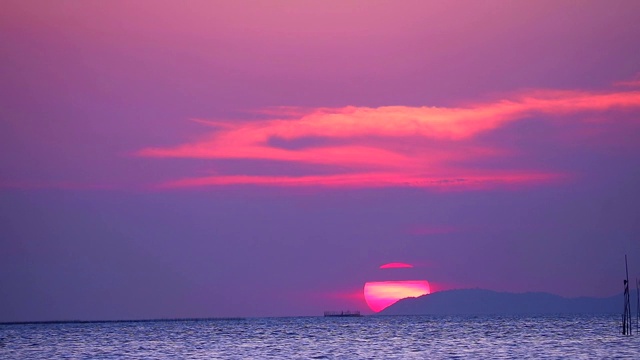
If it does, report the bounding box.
[379,289,623,316]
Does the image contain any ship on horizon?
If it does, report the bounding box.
[323,310,362,317]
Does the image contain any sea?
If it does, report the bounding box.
[1,314,639,359]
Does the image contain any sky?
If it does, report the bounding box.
[1,0,640,322]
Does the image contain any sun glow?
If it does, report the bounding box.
[363,280,430,312]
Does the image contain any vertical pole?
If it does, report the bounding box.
[622,255,631,335]
[622,284,627,334]
[636,278,639,335]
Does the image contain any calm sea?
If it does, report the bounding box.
[1,314,639,359]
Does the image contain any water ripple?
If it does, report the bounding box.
[1,314,639,359]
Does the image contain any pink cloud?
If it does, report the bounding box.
[379,262,414,269]
[614,73,640,88]
[137,87,640,189]
[159,171,563,189]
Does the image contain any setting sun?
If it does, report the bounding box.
[363,280,431,312]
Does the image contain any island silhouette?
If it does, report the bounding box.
[379,289,625,316]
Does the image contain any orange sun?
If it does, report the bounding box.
[363,280,430,312]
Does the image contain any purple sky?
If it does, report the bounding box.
[2,0,640,321]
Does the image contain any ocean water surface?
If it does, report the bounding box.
[1,314,639,359]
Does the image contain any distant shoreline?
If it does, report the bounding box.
[380,288,630,316]
[0,317,246,326]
